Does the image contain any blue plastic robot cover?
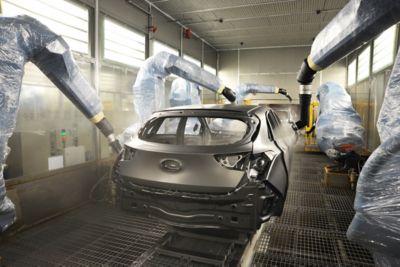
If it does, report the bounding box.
[170,77,201,107]
[235,83,277,103]
[347,49,400,265]
[315,82,364,159]
[0,15,104,232]
[309,0,400,70]
[123,52,226,142]
[132,51,225,124]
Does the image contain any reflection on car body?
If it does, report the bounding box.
[113,105,297,232]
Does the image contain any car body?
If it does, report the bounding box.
[113,104,297,232]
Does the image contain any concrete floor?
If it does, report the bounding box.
[0,151,374,266]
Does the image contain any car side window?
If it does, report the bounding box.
[272,112,282,126]
[267,112,277,129]
[184,117,202,135]
[266,112,274,140]
[156,117,180,134]
[183,117,203,145]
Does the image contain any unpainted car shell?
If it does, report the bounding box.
[113,105,296,232]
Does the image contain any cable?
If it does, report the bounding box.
[89,150,124,203]
[278,88,292,102]
[89,169,111,202]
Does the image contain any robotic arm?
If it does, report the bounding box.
[296,0,400,129]
[293,1,400,263]
[0,15,120,232]
[133,52,235,124]
[31,37,121,153]
[164,54,236,102]
[235,83,292,103]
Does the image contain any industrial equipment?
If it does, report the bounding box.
[316,82,364,161]
[304,100,319,150]
[235,83,292,103]
[295,0,400,264]
[120,52,236,142]
[347,49,400,266]
[132,51,236,125]
[0,15,120,232]
[295,0,400,130]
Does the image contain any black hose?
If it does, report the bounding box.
[295,58,315,129]
[297,59,316,85]
[278,88,292,102]
[296,94,312,129]
[306,124,315,134]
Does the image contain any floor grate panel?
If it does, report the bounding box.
[253,150,374,266]
[334,232,375,266]
[325,195,355,211]
[296,228,337,262]
[0,204,168,267]
[291,170,321,180]
[328,210,356,232]
[286,192,326,208]
[288,180,322,194]
[274,206,334,231]
[322,186,356,197]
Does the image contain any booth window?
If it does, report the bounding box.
[357,46,371,82]
[2,0,95,178]
[204,64,217,75]
[373,25,397,73]
[3,0,89,54]
[347,59,356,87]
[183,54,201,67]
[153,40,179,56]
[103,18,145,68]
[100,18,143,158]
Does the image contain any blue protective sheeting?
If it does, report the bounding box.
[347,50,400,265]
[0,15,103,232]
[123,52,224,143]
[310,0,400,69]
[133,52,224,124]
[315,82,364,159]
[169,78,201,107]
[235,83,277,103]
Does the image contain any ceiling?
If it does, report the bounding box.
[148,0,349,50]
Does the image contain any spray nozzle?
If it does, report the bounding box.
[222,87,237,102]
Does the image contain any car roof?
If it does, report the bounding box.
[160,104,270,115]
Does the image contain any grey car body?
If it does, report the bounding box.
[113,105,297,232]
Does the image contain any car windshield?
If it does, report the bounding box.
[140,116,250,146]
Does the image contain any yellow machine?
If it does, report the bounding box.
[243,99,252,105]
[304,100,319,150]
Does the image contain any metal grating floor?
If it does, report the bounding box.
[0,151,374,266]
[0,204,168,266]
[252,152,374,266]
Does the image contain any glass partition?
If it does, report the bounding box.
[99,64,138,158]
[3,0,95,179]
